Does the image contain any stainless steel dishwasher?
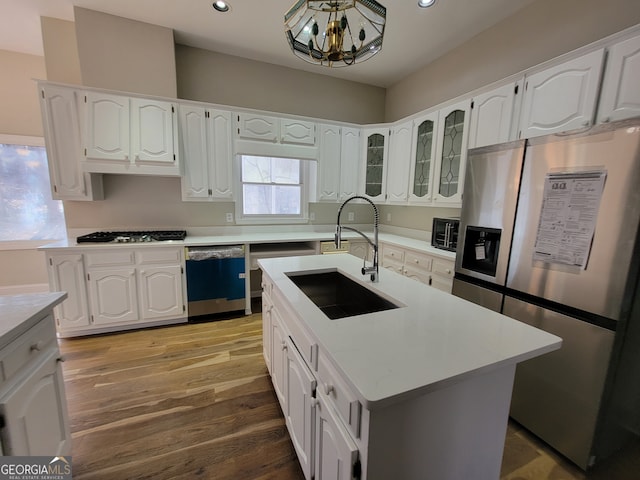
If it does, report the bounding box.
[185,245,246,318]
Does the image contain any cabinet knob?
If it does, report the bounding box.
[414,259,419,264]
[446,269,452,274]
[282,341,287,351]
[57,355,67,363]
[582,121,590,127]
[324,383,334,395]
[30,340,45,351]
[310,397,319,408]
[602,117,610,123]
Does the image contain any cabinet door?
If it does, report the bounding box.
[361,127,389,201]
[317,124,342,201]
[348,241,370,262]
[432,99,471,206]
[0,348,71,456]
[282,119,316,146]
[598,34,640,123]
[236,113,279,142]
[130,98,176,165]
[469,82,519,148]
[519,49,605,139]
[40,85,101,200]
[314,390,359,480]
[85,92,130,161]
[179,105,210,200]
[207,109,234,199]
[271,311,288,411]
[138,265,184,321]
[262,293,273,373]
[285,337,317,480]
[339,127,360,200]
[385,121,413,203]
[88,268,139,325]
[408,112,438,205]
[48,254,91,330]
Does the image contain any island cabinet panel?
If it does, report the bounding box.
[47,254,91,330]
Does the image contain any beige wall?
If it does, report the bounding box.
[385,0,640,121]
[0,50,49,290]
[41,17,82,85]
[74,7,177,97]
[176,45,386,125]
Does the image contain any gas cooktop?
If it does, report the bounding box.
[76,230,187,243]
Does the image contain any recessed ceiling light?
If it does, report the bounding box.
[418,0,436,7]
[212,1,230,13]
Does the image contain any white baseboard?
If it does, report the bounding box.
[0,283,50,296]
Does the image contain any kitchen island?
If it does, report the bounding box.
[258,254,561,480]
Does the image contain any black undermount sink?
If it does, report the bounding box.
[286,270,400,319]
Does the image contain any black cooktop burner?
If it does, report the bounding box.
[76,230,187,243]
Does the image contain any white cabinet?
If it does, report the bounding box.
[285,336,317,480]
[314,390,359,480]
[317,124,342,201]
[46,247,186,337]
[0,313,70,456]
[598,34,640,123]
[339,127,361,201]
[432,99,471,206]
[408,111,438,205]
[518,49,605,139]
[380,242,455,292]
[261,292,273,373]
[271,309,288,411]
[361,127,389,202]
[385,120,413,203]
[39,83,103,200]
[468,81,521,148]
[83,92,180,175]
[179,105,233,201]
[47,254,91,330]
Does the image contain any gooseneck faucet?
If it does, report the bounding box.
[335,195,379,282]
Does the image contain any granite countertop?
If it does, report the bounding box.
[0,292,67,349]
[258,254,561,410]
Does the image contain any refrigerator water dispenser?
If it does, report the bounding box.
[461,226,502,277]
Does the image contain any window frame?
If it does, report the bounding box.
[0,134,67,250]
[234,154,311,225]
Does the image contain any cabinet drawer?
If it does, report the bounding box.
[85,250,135,267]
[381,244,405,265]
[0,316,57,384]
[432,258,454,278]
[404,250,433,273]
[317,353,362,439]
[136,248,182,265]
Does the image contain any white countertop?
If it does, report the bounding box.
[258,254,561,410]
[38,230,456,261]
[0,292,67,349]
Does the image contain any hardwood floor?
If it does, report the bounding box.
[58,310,640,479]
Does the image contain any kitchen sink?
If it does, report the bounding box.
[286,270,400,319]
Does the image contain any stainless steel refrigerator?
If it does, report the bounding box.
[453,118,640,470]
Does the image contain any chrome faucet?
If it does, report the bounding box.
[335,195,379,282]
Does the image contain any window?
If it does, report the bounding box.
[237,155,310,223]
[0,135,66,245]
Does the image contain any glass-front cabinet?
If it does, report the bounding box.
[408,111,438,204]
[432,99,471,206]
[361,127,389,201]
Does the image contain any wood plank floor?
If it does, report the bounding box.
[58,309,640,479]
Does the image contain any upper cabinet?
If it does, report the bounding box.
[38,83,103,200]
[83,92,180,176]
[468,81,521,149]
[408,111,438,205]
[339,127,360,201]
[518,49,605,139]
[385,121,413,203]
[317,124,341,201]
[598,33,640,123]
[179,104,233,201]
[432,99,471,206]
[360,127,389,202]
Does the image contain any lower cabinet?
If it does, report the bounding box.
[379,242,454,292]
[0,314,71,456]
[46,246,187,337]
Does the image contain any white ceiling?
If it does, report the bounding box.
[0,0,538,87]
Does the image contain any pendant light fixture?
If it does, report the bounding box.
[284,0,386,67]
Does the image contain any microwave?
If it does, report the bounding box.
[431,217,459,251]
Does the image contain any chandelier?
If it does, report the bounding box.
[284,0,387,67]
